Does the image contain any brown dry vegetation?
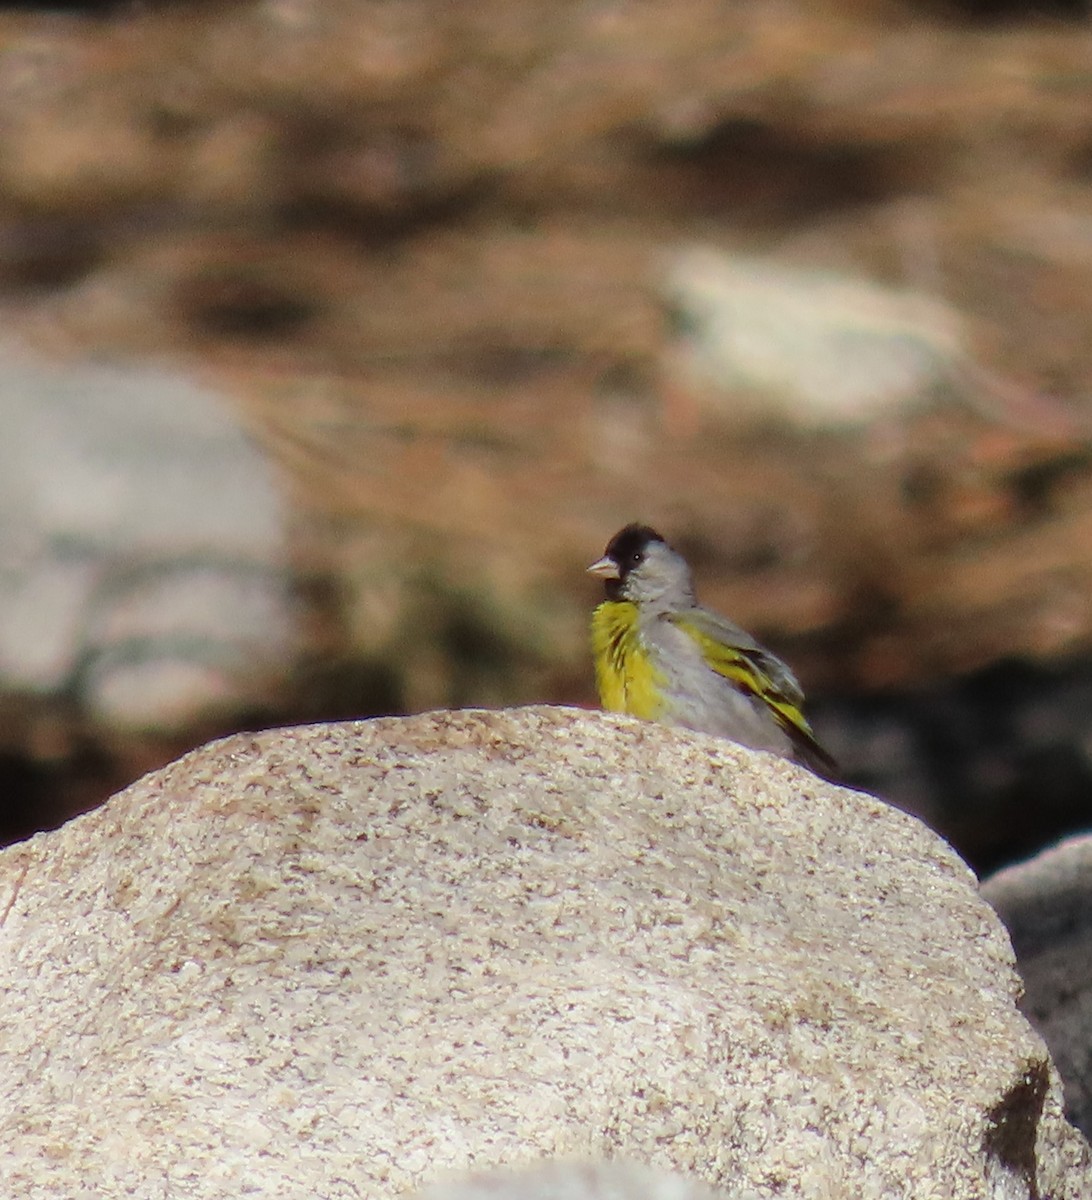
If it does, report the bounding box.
[5,1,1092,852]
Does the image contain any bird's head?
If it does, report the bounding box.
[587,524,694,609]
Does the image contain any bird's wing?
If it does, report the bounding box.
[669,609,837,776]
[670,608,804,704]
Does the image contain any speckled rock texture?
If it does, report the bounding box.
[983,834,1092,1140]
[0,706,1088,1199]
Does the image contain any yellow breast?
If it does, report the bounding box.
[590,601,665,721]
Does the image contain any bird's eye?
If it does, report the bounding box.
[630,551,644,565]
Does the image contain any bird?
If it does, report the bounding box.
[588,523,836,776]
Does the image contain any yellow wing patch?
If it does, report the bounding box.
[671,615,831,767]
[590,601,665,721]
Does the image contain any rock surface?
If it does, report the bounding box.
[0,338,293,731]
[0,706,1088,1199]
[982,834,1092,1140]
[661,248,968,431]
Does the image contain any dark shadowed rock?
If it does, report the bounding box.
[983,834,1092,1139]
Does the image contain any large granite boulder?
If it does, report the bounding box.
[0,707,1087,1198]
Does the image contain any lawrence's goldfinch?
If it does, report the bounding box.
[589,524,835,775]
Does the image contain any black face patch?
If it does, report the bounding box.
[604,524,665,580]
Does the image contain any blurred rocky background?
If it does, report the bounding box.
[3,0,1092,874]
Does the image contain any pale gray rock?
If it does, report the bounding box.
[982,834,1092,1138]
[410,1159,750,1200]
[661,246,966,430]
[0,340,293,730]
[0,706,1088,1200]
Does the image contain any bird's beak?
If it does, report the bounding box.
[587,555,620,580]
